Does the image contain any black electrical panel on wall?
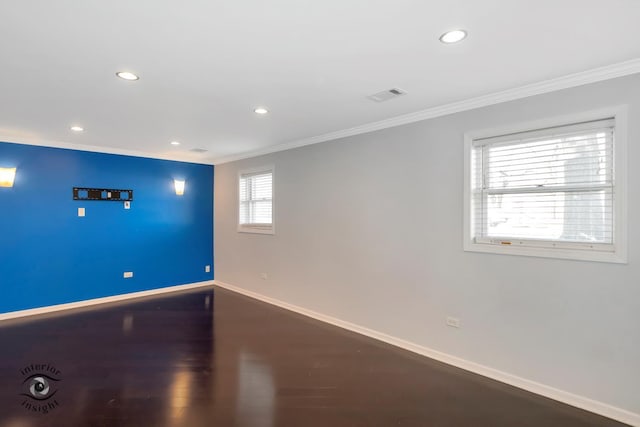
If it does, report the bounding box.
[73,187,134,201]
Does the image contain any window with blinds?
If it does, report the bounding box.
[238,168,274,234]
[465,112,627,263]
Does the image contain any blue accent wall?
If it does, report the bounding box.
[0,141,214,314]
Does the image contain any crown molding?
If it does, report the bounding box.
[0,136,216,166]
[4,59,638,166]
[212,58,640,164]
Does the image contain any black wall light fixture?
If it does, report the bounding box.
[73,187,133,201]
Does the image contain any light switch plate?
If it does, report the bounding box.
[78,207,85,217]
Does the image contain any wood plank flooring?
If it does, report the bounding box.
[0,287,630,426]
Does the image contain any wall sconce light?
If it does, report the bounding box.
[174,179,185,196]
[0,167,16,188]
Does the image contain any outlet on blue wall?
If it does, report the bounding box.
[0,141,214,314]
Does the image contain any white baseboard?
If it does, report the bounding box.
[0,281,215,321]
[214,280,639,427]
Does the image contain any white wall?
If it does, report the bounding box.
[214,74,640,418]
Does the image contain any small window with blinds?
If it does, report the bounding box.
[238,167,274,234]
[464,111,627,263]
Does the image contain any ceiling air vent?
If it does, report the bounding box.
[190,148,208,153]
[367,88,407,102]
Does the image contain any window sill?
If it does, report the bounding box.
[464,241,626,264]
[238,226,274,235]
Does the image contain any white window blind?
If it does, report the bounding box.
[239,169,273,233]
[470,119,615,251]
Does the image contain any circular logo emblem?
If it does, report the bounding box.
[19,364,62,414]
[28,376,51,399]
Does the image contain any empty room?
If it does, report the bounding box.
[0,1,638,426]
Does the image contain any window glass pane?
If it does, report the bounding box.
[251,173,272,200]
[485,131,612,190]
[251,200,272,224]
[239,178,248,202]
[239,200,249,224]
[485,190,613,243]
[471,122,614,247]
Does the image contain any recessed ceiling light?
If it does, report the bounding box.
[170,141,181,146]
[254,107,269,115]
[439,29,467,44]
[116,71,140,81]
[70,126,84,132]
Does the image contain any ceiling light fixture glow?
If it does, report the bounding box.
[254,107,269,115]
[439,29,467,44]
[171,141,181,146]
[116,71,140,81]
[70,126,84,132]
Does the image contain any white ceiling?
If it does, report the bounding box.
[1,0,639,165]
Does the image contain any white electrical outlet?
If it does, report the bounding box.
[446,316,461,328]
[205,265,211,273]
[124,201,131,209]
[260,272,268,280]
[123,272,134,279]
[78,207,85,217]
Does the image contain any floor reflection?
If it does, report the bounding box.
[1,418,36,427]
[236,351,275,427]
[122,313,134,335]
[168,370,192,423]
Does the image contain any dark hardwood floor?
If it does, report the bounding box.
[0,287,629,426]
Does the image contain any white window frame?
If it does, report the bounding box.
[238,165,275,235]
[463,106,628,263]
